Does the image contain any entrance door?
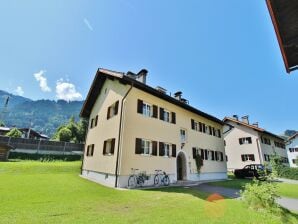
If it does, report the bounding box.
[176,152,186,180]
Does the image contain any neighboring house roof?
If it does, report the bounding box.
[288,133,298,141]
[80,68,224,125]
[266,0,298,73]
[19,128,49,139]
[0,127,10,131]
[223,117,284,141]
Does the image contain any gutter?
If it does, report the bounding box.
[115,83,133,188]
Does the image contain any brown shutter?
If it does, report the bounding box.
[137,99,143,114]
[209,126,212,135]
[152,141,157,156]
[159,108,164,120]
[171,112,176,124]
[218,129,221,138]
[191,119,195,130]
[220,152,223,161]
[103,141,107,155]
[95,115,98,126]
[107,107,111,119]
[202,124,206,133]
[135,138,142,154]
[91,144,94,156]
[248,137,252,144]
[90,119,94,128]
[241,155,245,161]
[239,138,242,145]
[114,101,119,115]
[212,127,216,136]
[159,142,165,156]
[86,145,89,156]
[172,144,176,157]
[205,149,208,160]
[152,105,158,118]
[199,122,203,132]
[192,147,196,159]
[215,151,218,161]
[211,151,215,160]
[111,138,115,154]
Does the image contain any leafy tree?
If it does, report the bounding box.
[57,127,72,142]
[6,128,22,138]
[76,118,89,143]
[0,120,5,127]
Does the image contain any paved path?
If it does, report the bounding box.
[192,183,298,212]
[276,178,298,185]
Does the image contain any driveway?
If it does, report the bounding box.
[192,183,298,212]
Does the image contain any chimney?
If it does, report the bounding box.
[232,115,239,121]
[156,86,167,94]
[252,122,259,127]
[241,115,249,124]
[174,91,182,101]
[136,69,148,84]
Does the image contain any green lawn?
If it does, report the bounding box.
[0,161,297,224]
[208,176,298,199]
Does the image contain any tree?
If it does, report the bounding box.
[6,128,22,138]
[76,118,89,143]
[0,120,5,127]
[57,127,72,142]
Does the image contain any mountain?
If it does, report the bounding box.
[0,90,84,137]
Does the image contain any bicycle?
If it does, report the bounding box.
[128,168,145,188]
[154,170,170,186]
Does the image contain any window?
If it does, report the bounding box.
[163,110,170,122]
[164,143,170,157]
[241,154,255,161]
[159,107,176,123]
[239,137,252,145]
[180,129,187,143]
[90,118,94,129]
[293,159,297,164]
[274,141,285,149]
[264,154,270,162]
[137,99,158,118]
[261,137,271,145]
[107,101,119,119]
[289,148,298,153]
[217,129,221,138]
[86,144,94,157]
[103,138,115,155]
[142,139,151,155]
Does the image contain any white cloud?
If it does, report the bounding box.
[15,86,24,96]
[55,79,82,101]
[83,18,93,31]
[34,70,51,92]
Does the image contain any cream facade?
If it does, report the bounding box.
[81,68,227,188]
[224,117,289,171]
[287,133,298,167]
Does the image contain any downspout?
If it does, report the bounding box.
[115,83,133,187]
[80,120,90,175]
[256,138,263,164]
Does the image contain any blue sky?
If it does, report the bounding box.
[0,0,297,134]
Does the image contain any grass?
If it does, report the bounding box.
[0,161,297,224]
[208,175,298,199]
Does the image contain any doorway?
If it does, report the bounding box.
[176,152,187,180]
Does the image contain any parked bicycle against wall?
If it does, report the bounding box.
[154,170,170,186]
[128,168,145,188]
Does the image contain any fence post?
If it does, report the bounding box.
[63,142,66,155]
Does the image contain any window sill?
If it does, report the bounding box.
[141,154,151,157]
[103,153,114,156]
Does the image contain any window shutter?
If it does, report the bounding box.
[135,138,142,154]
[203,124,206,133]
[220,152,223,161]
[114,101,119,115]
[218,129,221,138]
[159,142,165,156]
[111,138,115,154]
[239,138,243,145]
[209,126,212,135]
[248,137,252,144]
[251,154,255,161]
[91,144,94,156]
[205,149,208,160]
[107,107,111,119]
[199,122,203,132]
[215,151,218,161]
[90,119,94,128]
[137,99,143,114]
[211,151,215,160]
[95,115,98,126]
[103,141,107,155]
[86,145,89,156]
[152,141,157,156]
[171,112,176,124]
[152,105,158,118]
[212,127,216,136]
[200,149,205,160]
[192,147,196,159]
[241,155,245,161]
[159,108,164,120]
[226,155,228,161]
[172,144,176,157]
[191,119,195,130]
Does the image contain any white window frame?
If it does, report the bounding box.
[164,143,171,157]
[105,140,112,155]
[180,129,187,143]
[142,102,152,117]
[163,109,170,122]
[141,139,151,156]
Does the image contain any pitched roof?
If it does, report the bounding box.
[223,117,284,141]
[266,0,298,73]
[288,132,298,141]
[80,68,224,125]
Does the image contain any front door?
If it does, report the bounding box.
[177,155,183,180]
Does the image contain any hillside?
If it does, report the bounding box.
[0,90,84,137]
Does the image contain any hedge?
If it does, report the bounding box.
[8,152,82,161]
[278,166,298,180]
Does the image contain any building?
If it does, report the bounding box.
[0,143,14,161]
[223,116,288,171]
[287,133,298,167]
[80,68,227,188]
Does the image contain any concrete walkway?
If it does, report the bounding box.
[276,178,298,185]
[192,183,298,212]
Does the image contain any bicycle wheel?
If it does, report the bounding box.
[128,175,136,188]
[163,175,170,186]
[154,175,159,185]
[137,176,145,187]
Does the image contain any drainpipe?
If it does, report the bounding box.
[115,83,133,188]
[256,138,263,164]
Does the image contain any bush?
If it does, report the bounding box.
[8,152,82,161]
[6,128,22,138]
[278,167,298,180]
[241,179,281,213]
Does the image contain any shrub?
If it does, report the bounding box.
[195,155,203,173]
[270,155,298,180]
[241,178,281,213]
[8,152,82,161]
[6,128,22,138]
